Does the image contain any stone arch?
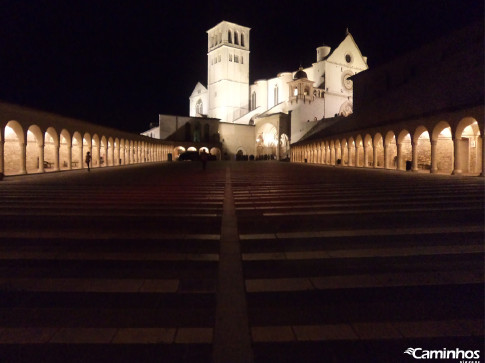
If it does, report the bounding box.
[413,126,431,171]
[26,125,43,174]
[174,146,186,159]
[72,132,83,169]
[210,147,221,160]
[100,136,108,166]
[92,134,100,167]
[431,121,453,174]
[44,127,59,172]
[329,140,335,165]
[4,121,24,175]
[335,139,342,165]
[348,137,355,166]
[355,135,364,167]
[108,137,114,166]
[384,131,397,169]
[397,129,412,170]
[454,117,482,175]
[280,134,290,160]
[120,139,126,165]
[341,138,348,165]
[59,129,71,170]
[364,134,373,167]
[373,133,384,168]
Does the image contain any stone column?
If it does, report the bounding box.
[0,139,4,175]
[54,144,60,171]
[347,145,352,166]
[68,145,72,169]
[20,142,27,174]
[452,137,462,175]
[430,140,438,173]
[397,142,403,170]
[411,140,419,172]
[355,146,360,167]
[481,137,484,177]
[383,143,389,169]
[96,145,101,168]
[373,144,378,168]
[38,145,45,173]
[363,146,368,167]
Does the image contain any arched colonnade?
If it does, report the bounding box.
[1,119,174,176]
[291,115,484,176]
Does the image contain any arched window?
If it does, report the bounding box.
[251,91,256,111]
[274,85,279,106]
[228,30,232,43]
[241,33,245,47]
[196,99,203,115]
[234,31,239,45]
[218,32,222,44]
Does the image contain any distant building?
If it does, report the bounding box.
[142,21,368,160]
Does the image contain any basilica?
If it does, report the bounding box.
[142,20,368,160]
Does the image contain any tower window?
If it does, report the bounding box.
[218,33,222,44]
[229,54,232,62]
[241,33,245,47]
[228,30,232,43]
[251,91,256,111]
[234,55,239,63]
[234,31,239,45]
[218,55,221,62]
[241,56,243,64]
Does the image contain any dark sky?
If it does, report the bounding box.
[0,0,482,133]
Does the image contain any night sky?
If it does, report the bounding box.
[0,0,482,133]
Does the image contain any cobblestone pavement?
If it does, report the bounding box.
[0,161,483,362]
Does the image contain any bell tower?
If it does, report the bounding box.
[207,21,250,123]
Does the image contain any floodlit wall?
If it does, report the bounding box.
[0,102,173,176]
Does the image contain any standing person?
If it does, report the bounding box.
[85,151,92,171]
[200,150,208,170]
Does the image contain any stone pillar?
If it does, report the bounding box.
[38,145,45,173]
[348,145,352,166]
[383,143,389,169]
[363,146,368,167]
[54,144,60,171]
[373,144,378,168]
[355,146,360,167]
[452,137,462,175]
[411,140,419,172]
[20,142,27,174]
[67,146,72,169]
[0,139,4,175]
[96,145,101,168]
[481,137,484,177]
[430,140,438,173]
[397,143,403,170]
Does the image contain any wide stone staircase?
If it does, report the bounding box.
[0,163,225,362]
[232,163,484,362]
[0,161,483,363]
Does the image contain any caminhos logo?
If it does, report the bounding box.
[404,347,481,361]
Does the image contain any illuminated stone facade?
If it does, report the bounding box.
[292,23,484,176]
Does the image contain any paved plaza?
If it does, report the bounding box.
[0,161,483,362]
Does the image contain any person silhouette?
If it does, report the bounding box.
[85,151,92,171]
[200,150,208,170]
